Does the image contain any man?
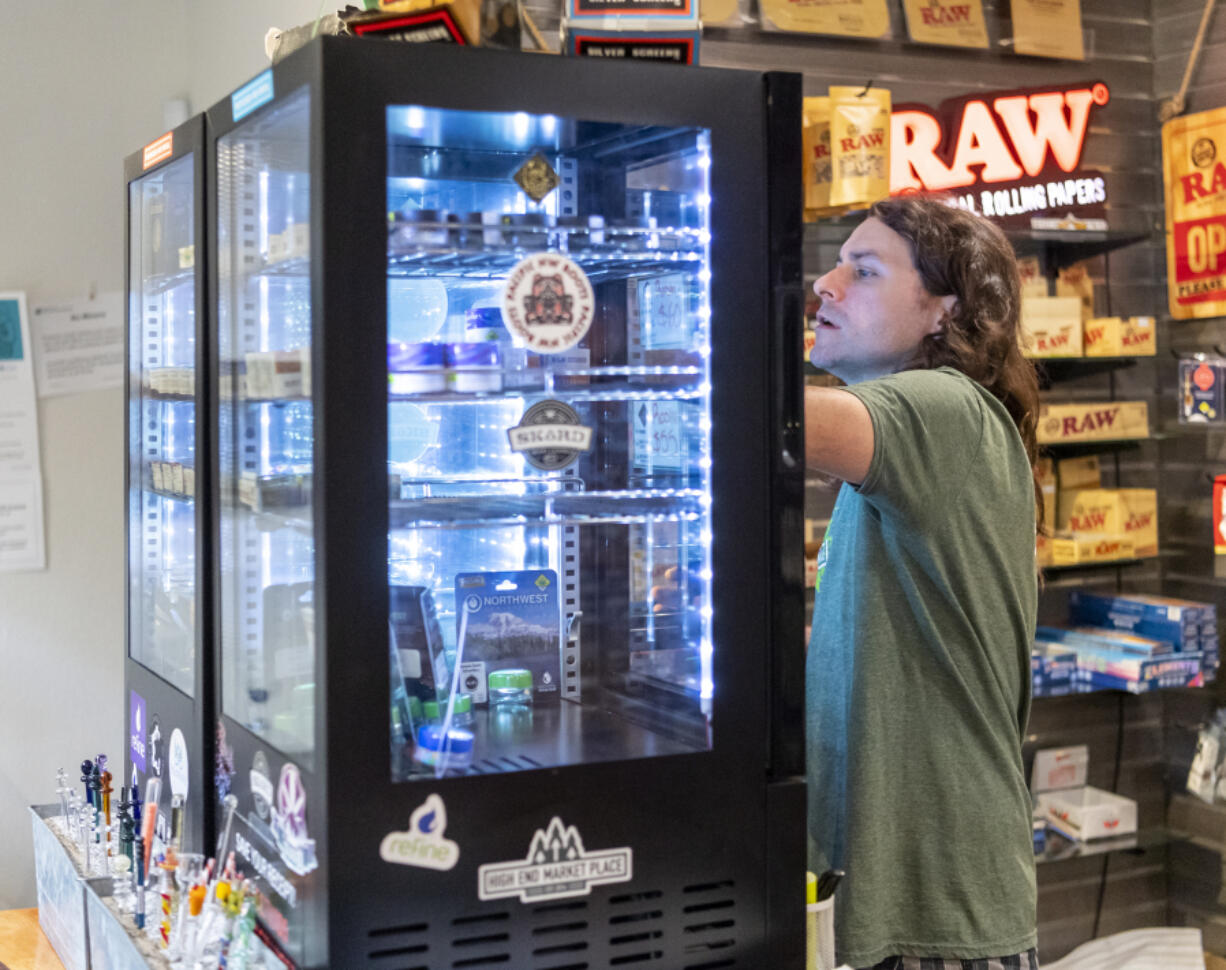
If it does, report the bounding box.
[805,196,1041,970]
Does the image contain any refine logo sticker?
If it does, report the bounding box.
[478,817,632,903]
[380,794,459,871]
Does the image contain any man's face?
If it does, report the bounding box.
[810,217,953,384]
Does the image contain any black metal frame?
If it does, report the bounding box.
[123,114,215,858]
[207,38,804,969]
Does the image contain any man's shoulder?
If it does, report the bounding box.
[848,366,984,412]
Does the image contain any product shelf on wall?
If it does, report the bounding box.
[806,216,1150,272]
[1040,438,1151,458]
[1036,357,1142,386]
[1035,826,1169,865]
[1042,558,1148,577]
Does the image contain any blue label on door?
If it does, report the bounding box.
[232,70,275,122]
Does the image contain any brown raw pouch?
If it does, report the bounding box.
[803,97,833,211]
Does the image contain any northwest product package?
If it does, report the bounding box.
[455,570,563,704]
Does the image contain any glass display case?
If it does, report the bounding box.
[210,40,804,970]
[384,105,715,783]
[124,116,213,858]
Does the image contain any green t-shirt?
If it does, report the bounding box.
[807,367,1038,969]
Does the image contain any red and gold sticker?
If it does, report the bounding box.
[501,253,595,354]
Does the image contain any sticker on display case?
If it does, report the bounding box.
[507,400,593,471]
[215,720,236,802]
[501,253,594,354]
[251,750,274,821]
[142,131,173,170]
[514,153,560,203]
[129,690,147,774]
[271,763,318,876]
[169,727,189,797]
[231,69,274,122]
[148,715,163,778]
[478,817,633,902]
[380,794,460,870]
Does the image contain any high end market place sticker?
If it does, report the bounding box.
[478,817,632,903]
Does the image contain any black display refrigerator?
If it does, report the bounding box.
[207,37,805,969]
[124,116,215,859]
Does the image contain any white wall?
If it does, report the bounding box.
[186,1,323,115]
[0,0,319,909]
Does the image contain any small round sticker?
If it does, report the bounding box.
[501,253,594,354]
[169,728,189,798]
[251,750,273,821]
[1195,362,1216,392]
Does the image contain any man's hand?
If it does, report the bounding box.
[804,385,874,486]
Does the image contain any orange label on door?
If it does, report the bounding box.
[142,132,173,170]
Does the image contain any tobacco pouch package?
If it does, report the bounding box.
[828,85,891,207]
[803,96,834,213]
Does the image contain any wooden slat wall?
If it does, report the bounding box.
[701,1,1183,962]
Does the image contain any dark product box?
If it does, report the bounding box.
[1068,591,1207,649]
[564,27,699,64]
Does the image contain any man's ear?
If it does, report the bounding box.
[927,293,957,336]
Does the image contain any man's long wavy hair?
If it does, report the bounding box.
[869,196,1043,529]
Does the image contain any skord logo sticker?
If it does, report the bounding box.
[501,253,594,354]
[508,400,593,471]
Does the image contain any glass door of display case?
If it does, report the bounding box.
[383,107,716,780]
[129,153,199,694]
[214,88,316,768]
[125,117,212,855]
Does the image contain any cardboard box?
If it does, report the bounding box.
[1036,532,1053,568]
[1068,591,1207,647]
[1120,488,1159,558]
[1031,744,1088,792]
[1021,296,1083,358]
[1042,786,1137,841]
[350,0,482,44]
[564,27,700,63]
[1050,533,1134,565]
[1058,488,1123,534]
[1037,457,1056,539]
[1037,401,1149,444]
[1056,262,1095,321]
[1062,638,1203,692]
[1056,489,1158,558]
[1056,455,1101,491]
[1083,316,1156,357]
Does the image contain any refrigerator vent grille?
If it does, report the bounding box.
[363,881,739,967]
[366,919,430,968]
[680,881,738,969]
